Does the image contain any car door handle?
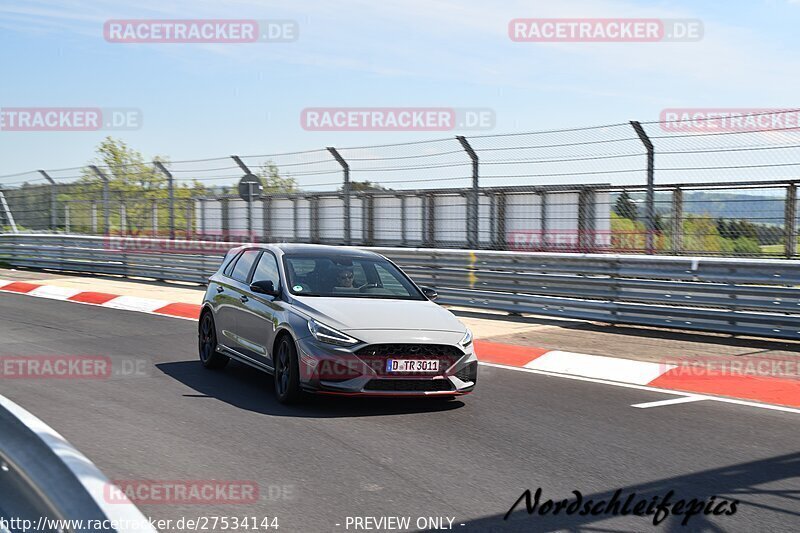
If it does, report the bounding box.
[240,295,249,303]
[216,286,224,293]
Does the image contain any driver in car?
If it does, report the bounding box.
[335,266,355,288]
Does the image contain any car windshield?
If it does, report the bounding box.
[283,253,425,300]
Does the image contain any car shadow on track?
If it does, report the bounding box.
[156,360,465,418]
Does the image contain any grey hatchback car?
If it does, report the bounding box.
[199,244,478,403]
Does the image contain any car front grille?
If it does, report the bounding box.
[355,344,464,376]
[356,344,464,358]
[364,379,454,392]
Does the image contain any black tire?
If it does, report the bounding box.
[199,311,229,370]
[274,335,301,404]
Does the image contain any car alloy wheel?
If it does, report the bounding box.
[274,335,301,403]
[198,312,229,370]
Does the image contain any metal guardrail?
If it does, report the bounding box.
[1,234,799,340]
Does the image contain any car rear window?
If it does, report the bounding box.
[223,251,242,277]
[231,250,260,283]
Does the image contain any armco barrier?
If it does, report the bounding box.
[1,234,799,340]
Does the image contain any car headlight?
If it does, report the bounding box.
[459,328,473,348]
[307,319,360,347]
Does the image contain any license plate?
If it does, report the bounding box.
[386,359,440,373]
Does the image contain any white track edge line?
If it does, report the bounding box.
[631,395,707,409]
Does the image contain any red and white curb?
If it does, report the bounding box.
[475,340,800,411]
[2,278,799,411]
[0,278,201,319]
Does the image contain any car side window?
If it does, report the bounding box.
[375,264,406,294]
[351,263,367,287]
[223,251,242,277]
[231,250,260,283]
[252,252,281,288]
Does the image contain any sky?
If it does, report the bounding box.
[1,0,800,181]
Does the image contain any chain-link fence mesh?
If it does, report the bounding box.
[2,110,799,257]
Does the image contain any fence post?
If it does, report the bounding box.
[310,196,320,244]
[671,187,684,255]
[221,197,230,241]
[364,194,374,246]
[540,190,549,251]
[153,161,174,240]
[186,201,192,238]
[89,166,110,236]
[400,194,407,246]
[231,156,257,242]
[785,183,798,258]
[496,192,506,250]
[262,197,270,242]
[424,193,435,247]
[578,188,597,252]
[91,201,97,233]
[38,170,57,231]
[199,198,208,239]
[327,147,351,245]
[120,202,127,235]
[457,136,479,249]
[151,199,158,237]
[630,121,655,254]
[292,197,299,242]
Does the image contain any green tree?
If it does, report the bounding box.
[257,161,297,193]
[611,212,646,251]
[732,237,761,255]
[653,213,666,233]
[348,180,390,192]
[64,137,207,235]
[683,215,724,253]
[613,191,638,221]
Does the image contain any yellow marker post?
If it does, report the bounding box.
[468,251,478,289]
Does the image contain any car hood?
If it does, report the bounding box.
[290,296,466,334]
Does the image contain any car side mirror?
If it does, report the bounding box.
[420,286,438,301]
[250,280,280,297]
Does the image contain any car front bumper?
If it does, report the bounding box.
[295,336,478,396]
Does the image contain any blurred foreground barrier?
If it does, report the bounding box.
[0,393,156,532]
[2,234,799,340]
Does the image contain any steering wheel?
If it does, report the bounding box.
[358,283,380,292]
